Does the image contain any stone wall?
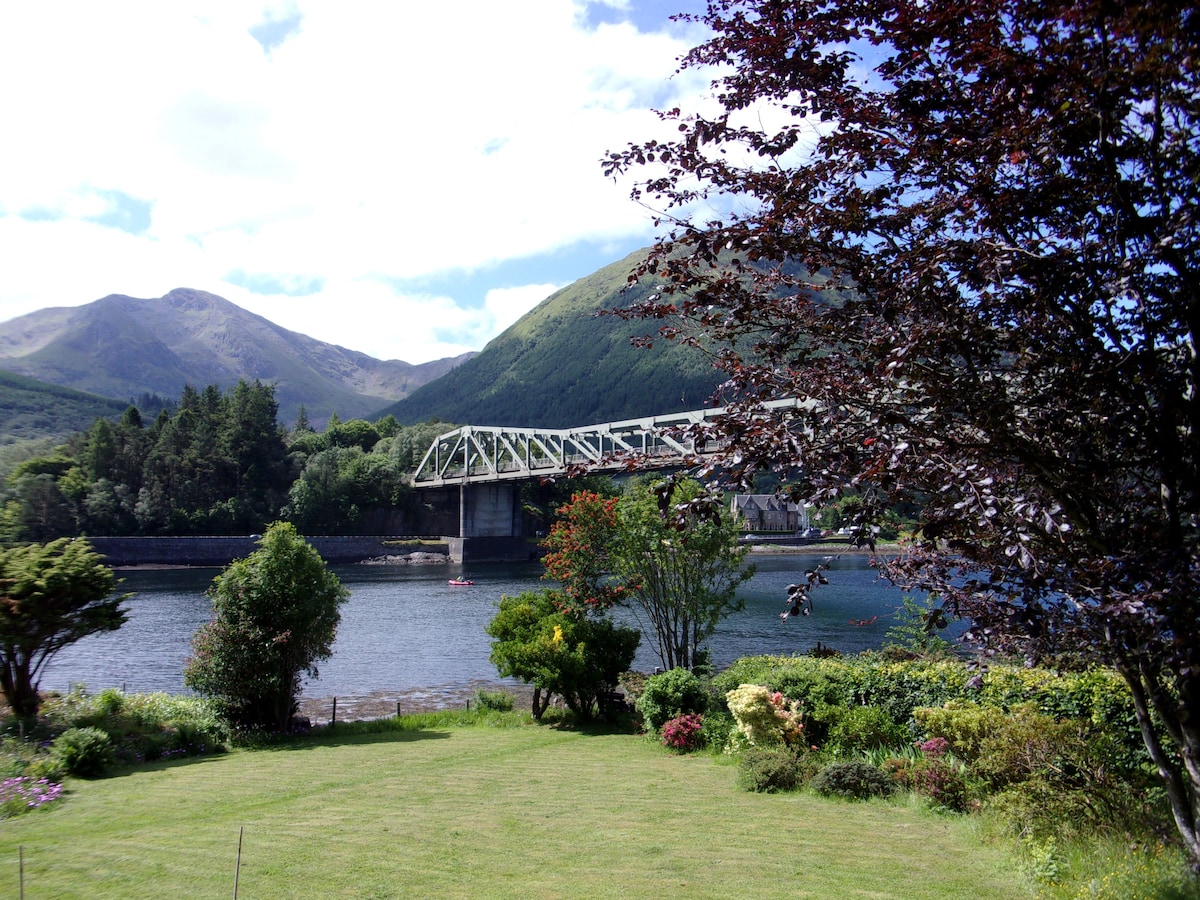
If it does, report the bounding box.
[84,536,449,567]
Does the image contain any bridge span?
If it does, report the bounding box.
[411,399,801,489]
[410,400,803,561]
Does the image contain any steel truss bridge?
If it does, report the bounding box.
[411,399,802,489]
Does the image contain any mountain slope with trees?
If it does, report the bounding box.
[0,288,472,428]
[379,249,726,428]
[0,369,129,445]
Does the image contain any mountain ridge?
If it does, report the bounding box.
[0,288,474,427]
[2,248,744,439]
[378,248,726,428]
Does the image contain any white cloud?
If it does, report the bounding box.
[0,1,712,363]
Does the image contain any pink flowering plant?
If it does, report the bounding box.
[919,737,951,758]
[661,713,705,752]
[1,776,64,818]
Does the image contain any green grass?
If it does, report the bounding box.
[1,718,1035,899]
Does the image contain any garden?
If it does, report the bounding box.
[3,647,1199,899]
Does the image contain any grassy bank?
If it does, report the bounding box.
[1,717,1033,899]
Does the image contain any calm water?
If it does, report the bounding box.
[42,554,915,699]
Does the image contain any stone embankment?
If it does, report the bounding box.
[84,536,450,568]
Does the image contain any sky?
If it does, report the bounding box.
[0,0,714,364]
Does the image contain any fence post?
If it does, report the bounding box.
[233,826,243,899]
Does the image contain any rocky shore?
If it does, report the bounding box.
[297,682,536,724]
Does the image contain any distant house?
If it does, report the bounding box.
[729,494,809,533]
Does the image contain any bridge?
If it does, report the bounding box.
[412,399,802,488]
[410,400,803,560]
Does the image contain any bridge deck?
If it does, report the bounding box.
[411,399,802,488]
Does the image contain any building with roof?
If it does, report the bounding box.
[729,494,811,534]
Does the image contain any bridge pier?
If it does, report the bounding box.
[458,482,522,538]
[440,482,533,563]
[446,535,535,564]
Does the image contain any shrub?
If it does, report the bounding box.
[473,689,515,712]
[637,668,709,731]
[94,687,126,717]
[885,754,972,812]
[715,654,1147,764]
[185,522,350,732]
[882,594,958,659]
[825,705,911,755]
[726,684,803,746]
[915,699,1159,836]
[661,714,705,752]
[51,726,114,777]
[913,700,1010,765]
[700,712,734,749]
[486,590,640,722]
[737,747,802,793]
[24,755,66,784]
[811,761,895,800]
[916,700,1080,790]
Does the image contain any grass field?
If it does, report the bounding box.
[1,717,1034,899]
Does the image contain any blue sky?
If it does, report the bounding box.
[0,1,713,364]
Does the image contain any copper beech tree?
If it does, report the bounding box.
[604,0,1199,863]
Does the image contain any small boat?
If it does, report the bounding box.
[448,578,474,586]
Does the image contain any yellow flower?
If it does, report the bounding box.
[552,625,564,647]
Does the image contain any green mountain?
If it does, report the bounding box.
[0,369,129,445]
[0,288,473,429]
[379,249,724,428]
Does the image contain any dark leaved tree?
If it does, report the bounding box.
[604,0,1200,863]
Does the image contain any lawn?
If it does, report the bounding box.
[1,720,1033,899]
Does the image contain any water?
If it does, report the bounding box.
[41,554,914,699]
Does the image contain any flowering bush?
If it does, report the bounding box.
[919,736,950,758]
[726,684,803,746]
[661,714,705,752]
[0,776,64,818]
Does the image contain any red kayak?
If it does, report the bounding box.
[448,578,474,586]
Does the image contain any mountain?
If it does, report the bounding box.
[0,368,130,445]
[0,288,473,428]
[377,249,726,428]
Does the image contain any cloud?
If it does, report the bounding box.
[0,0,712,363]
[225,269,324,297]
[249,4,303,53]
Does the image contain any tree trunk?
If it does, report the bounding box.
[531,687,549,720]
[0,658,41,722]
[1119,662,1200,868]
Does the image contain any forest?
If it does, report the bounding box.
[0,380,461,540]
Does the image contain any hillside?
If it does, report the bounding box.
[0,369,129,445]
[0,288,473,428]
[379,249,725,427]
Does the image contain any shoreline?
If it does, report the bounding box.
[744,541,901,555]
[296,681,537,724]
